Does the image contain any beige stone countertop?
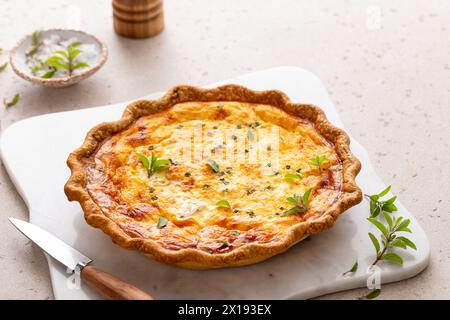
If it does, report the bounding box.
[0,0,449,299]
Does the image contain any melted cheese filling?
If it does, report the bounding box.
[87,102,342,253]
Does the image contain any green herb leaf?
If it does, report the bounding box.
[361,289,381,300]
[378,185,391,197]
[384,196,397,205]
[0,62,8,73]
[368,232,380,254]
[343,261,358,275]
[73,62,90,69]
[284,173,302,181]
[391,238,407,250]
[382,211,393,229]
[68,47,81,60]
[207,159,220,173]
[55,50,68,58]
[153,158,170,172]
[367,217,388,236]
[136,152,150,171]
[396,219,411,233]
[395,236,417,250]
[381,252,403,265]
[26,30,42,56]
[41,69,56,78]
[303,188,312,205]
[44,56,70,70]
[247,128,255,141]
[44,55,64,64]
[215,199,231,209]
[382,202,398,213]
[3,93,20,109]
[282,207,303,215]
[369,200,381,218]
[286,196,298,206]
[157,217,168,229]
[32,30,42,46]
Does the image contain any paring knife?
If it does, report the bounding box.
[8,217,153,300]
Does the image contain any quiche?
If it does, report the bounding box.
[65,85,362,269]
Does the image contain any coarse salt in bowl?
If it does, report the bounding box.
[10,29,108,87]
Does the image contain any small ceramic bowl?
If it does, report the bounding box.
[10,29,108,87]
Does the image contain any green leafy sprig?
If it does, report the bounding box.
[344,186,418,299]
[43,41,89,78]
[365,185,398,218]
[310,155,329,172]
[368,212,416,266]
[136,151,170,177]
[283,188,312,215]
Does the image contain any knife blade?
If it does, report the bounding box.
[8,217,92,272]
[8,217,153,300]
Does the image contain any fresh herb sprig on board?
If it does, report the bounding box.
[367,211,416,266]
[347,186,417,300]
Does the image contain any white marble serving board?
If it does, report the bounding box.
[0,67,429,299]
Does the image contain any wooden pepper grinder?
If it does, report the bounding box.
[113,0,164,38]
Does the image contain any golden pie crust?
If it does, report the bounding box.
[64,85,362,269]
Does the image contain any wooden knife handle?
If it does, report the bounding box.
[81,265,153,300]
